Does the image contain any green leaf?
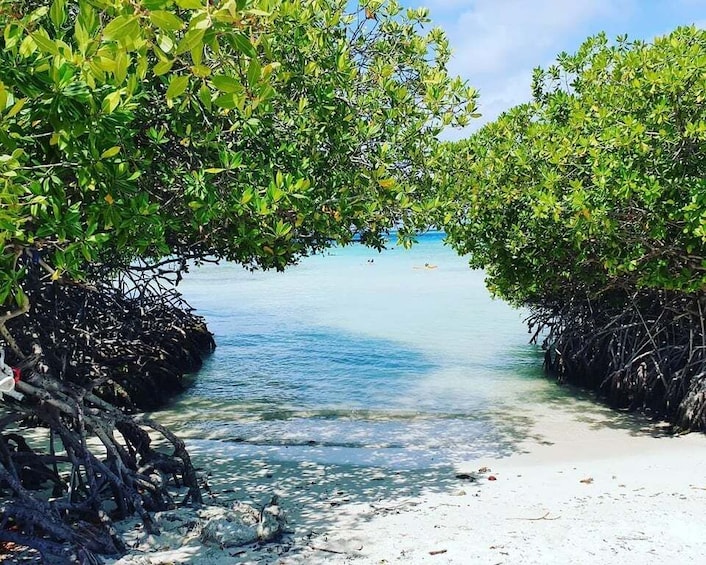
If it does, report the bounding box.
[103,16,139,42]
[231,33,257,58]
[149,11,184,32]
[7,98,26,118]
[247,57,261,88]
[30,30,60,55]
[191,64,211,77]
[114,51,128,84]
[176,29,205,55]
[101,91,121,114]
[198,84,212,110]
[258,85,275,103]
[214,93,241,109]
[100,146,121,159]
[153,59,173,76]
[50,0,66,30]
[0,284,11,306]
[175,0,204,8]
[190,42,204,66]
[74,22,89,53]
[189,11,213,31]
[240,188,254,205]
[19,35,37,58]
[211,75,242,93]
[166,75,190,99]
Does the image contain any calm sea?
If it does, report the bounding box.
[154,232,586,469]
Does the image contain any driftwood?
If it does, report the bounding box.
[0,262,215,562]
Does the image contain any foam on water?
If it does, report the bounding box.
[154,232,579,468]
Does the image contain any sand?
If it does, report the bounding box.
[110,398,706,565]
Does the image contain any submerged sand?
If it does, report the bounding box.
[110,398,706,565]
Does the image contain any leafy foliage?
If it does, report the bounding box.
[0,2,476,559]
[0,0,477,307]
[443,27,706,306]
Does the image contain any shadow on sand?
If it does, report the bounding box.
[161,395,674,564]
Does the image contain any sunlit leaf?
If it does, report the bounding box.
[166,75,190,99]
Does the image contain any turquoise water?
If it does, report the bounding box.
[156,232,577,468]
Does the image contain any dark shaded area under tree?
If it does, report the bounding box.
[534,290,706,431]
[0,262,214,563]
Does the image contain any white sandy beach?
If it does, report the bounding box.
[111,398,706,565]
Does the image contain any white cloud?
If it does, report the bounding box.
[451,0,618,74]
[475,67,533,119]
[420,0,637,128]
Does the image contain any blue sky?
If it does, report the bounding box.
[398,0,706,134]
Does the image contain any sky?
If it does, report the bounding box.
[398,0,706,136]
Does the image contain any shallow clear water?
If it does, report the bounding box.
[155,232,584,468]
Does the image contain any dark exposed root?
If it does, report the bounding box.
[0,373,204,562]
[0,265,214,561]
[5,270,215,412]
[530,289,706,430]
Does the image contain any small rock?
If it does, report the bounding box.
[199,505,260,548]
[258,496,286,542]
[455,473,476,481]
[580,477,594,484]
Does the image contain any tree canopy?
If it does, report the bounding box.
[0,0,477,309]
[439,26,706,430]
[0,2,477,560]
[442,26,706,307]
